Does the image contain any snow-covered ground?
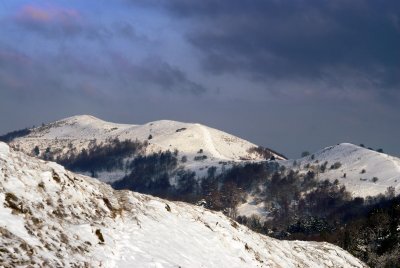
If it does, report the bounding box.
[282,143,400,197]
[237,195,272,221]
[0,142,366,267]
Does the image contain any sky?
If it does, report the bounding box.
[0,0,399,158]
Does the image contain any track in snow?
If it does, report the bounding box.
[196,124,229,160]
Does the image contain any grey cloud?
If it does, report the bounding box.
[141,0,400,96]
[135,58,206,94]
[13,17,133,42]
[0,44,205,101]
[0,46,74,100]
[112,22,148,42]
[10,5,145,42]
[12,5,89,39]
[111,55,206,95]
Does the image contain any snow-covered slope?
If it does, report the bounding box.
[0,142,365,267]
[8,115,284,182]
[10,115,284,161]
[284,143,400,197]
[236,143,400,220]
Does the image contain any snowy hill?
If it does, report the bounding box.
[8,115,284,182]
[0,142,365,267]
[236,143,400,221]
[10,115,284,161]
[283,143,400,197]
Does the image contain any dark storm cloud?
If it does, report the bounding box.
[141,0,400,94]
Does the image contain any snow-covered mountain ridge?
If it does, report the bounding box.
[5,115,400,199]
[0,142,365,267]
[7,115,284,183]
[10,115,284,161]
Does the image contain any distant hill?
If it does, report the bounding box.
[9,114,285,161]
[284,143,400,197]
[7,115,285,183]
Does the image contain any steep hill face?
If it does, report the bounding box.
[284,143,400,197]
[0,142,365,267]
